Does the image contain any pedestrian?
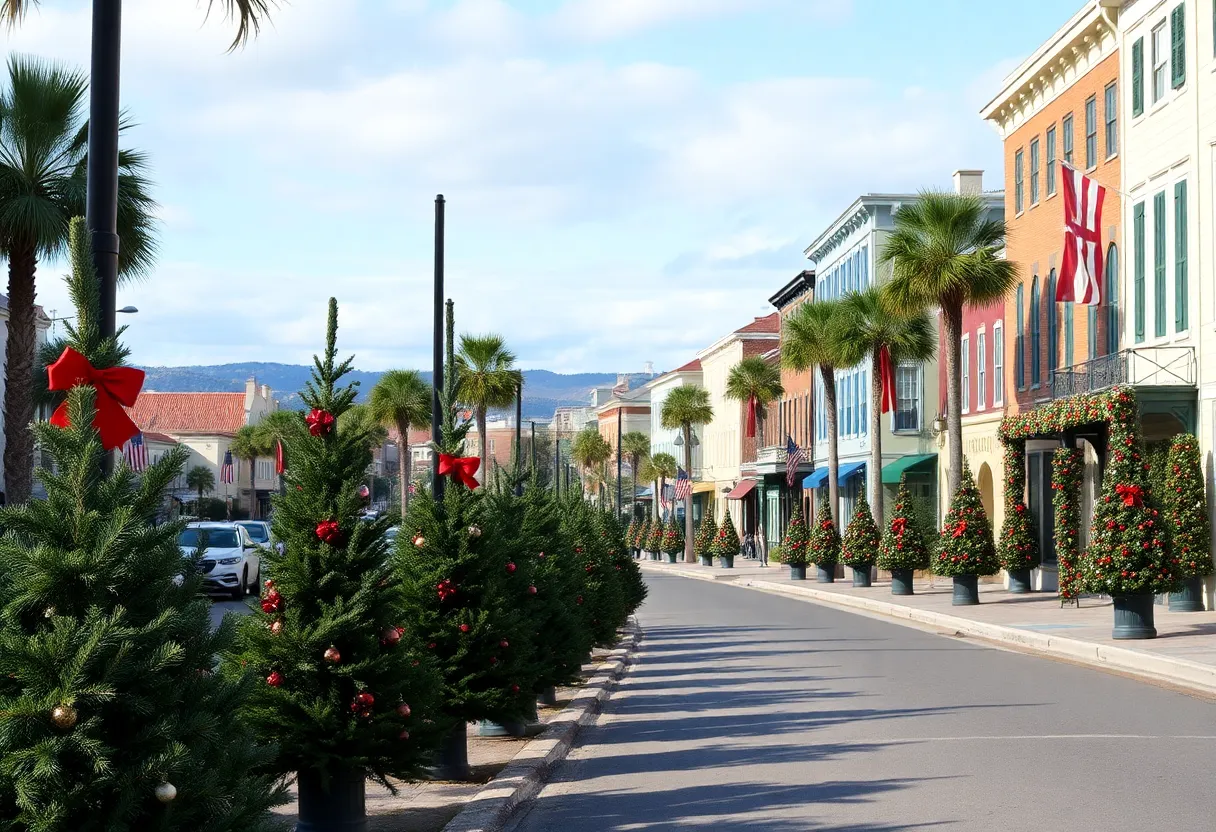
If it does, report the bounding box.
[756,520,768,567]
[742,532,756,560]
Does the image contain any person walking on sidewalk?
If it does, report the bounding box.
[756,520,768,566]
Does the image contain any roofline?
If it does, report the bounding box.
[696,329,780,361]
[769,269,816,309]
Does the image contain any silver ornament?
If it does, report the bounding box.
[155,782,177,803]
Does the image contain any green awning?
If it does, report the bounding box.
[881,453,937,485]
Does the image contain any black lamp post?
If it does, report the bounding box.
[615,407,622,520]
[87,0,123,343]
[514,381,523,497]
[431,196,445,501]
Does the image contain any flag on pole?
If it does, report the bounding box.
[122,432,147,473]
[744,394,758,439]
[220,450,235,484]
[785,435,805,487]
[879,346,897,414]
[275,440,285,475]
[673,467,692,501]
[1057,163,1105,306]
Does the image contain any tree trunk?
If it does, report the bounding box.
[820,365,840,525]
[4,243,38,504]
[476,406,488,486]
[249,458,257,518]
[944,304,964,498]
[683,423,695,562]
[869,353,884,524]
[398,419,411,516]
[659,474,667,520]
[630,453,639,520]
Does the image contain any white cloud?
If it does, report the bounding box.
[551,0,852,41]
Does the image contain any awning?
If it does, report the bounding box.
[802,461,865,490]
[692,481,717,495]
[881,453,937,485]
[636,486,654,498]
[726,479,756,500]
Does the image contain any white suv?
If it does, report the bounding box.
[178,522,262,600]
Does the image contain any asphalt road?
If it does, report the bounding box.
[509,573,1216,832]
[209,596,253,630]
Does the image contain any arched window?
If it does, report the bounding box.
[1105,244,1119,355]
[1015,284,1025,388]
[1047,269,1058,374]
[1030,277,1041,386]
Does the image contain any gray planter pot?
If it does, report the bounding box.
[1007,568,1033,594]
[789,565,807,580]
[1168,576,1205,612]
[816,565,835,583]
[699,555,712,567]
[718,555,735,568]
[296,768,367,832]
[890,568,914,596]
[952,574,979,606]
[1113,594,1157,639]
[851,567,872,588]
[431,722,470,781]
[666,553,678,564]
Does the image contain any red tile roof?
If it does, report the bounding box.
[735,312,781,335]
[141,431,178,444]
[674,358,702,373]
[128,393,246,436]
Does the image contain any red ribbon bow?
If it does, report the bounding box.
[315,519,341,544]
[47,347,145,451]
[952,520,968,538]
[306,408,335,437]
[891,517,907,535]
[1115,484,1144,507]
[438,453,480,489]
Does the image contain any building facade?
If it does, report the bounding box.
[641,360,706,525]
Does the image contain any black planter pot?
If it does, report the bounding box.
[852,567,872,588]
[666,553,678,564]
[1007,568,1033,594]
[539,686,557,707]
[699,555,712,567]
[295,769,367,832]
[718,556,735,569]
[790,565,807,580]
[952,574,979,606]
[1169,576,1205,612]
[890,568,914,596]
[1113,594,1157,639]
[816,565,835,583]
[431,722,470,781]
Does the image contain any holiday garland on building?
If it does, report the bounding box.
[876,477,931,571]
[807,493,840,567]
[997,439,1041,576]
[661,517,684,556]
[840,495,880,568]
[934,463,998,577]
[780,504,810,568]
[693,515,717,559]
[1052,448,1083,599]
[1164,434,1214,581]
[712,509,741,558]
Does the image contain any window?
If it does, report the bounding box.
[1046,126,1057,196]
[1014,149,1024,213]
[859,369,868,435]
[993,322,1005,406]
[1171,4,1186,89]
[894,364,919,431]
[1132,37,1144,116]
[1152,21,1168,102]
[1176,180,1188,331]
[1154,190,1166,337]
[1062,114,1074,164]
[977,332,986,411]
[961,335,970,413]
[1106,244,1119,354]
[1064,302,1074,367]
[1031,277,1041,387]
[1047,270,1058,373]
[1015,284,1025,389]
[1105,82,1117,157]
[1030,138,1040,204]
[1084,96,1097,169]
[1134,203,1145,342]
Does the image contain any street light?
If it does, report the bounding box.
[48,306,138,337]
[673,431,700,447]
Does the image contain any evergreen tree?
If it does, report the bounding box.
[997,501,1041,573]
[840,495,880,568]
[600,511,647,615]
[1163,434,1213,582]
[636,518,651,552]
[661,517,684,557]
[227,299,444,790]
[563,498,628,646]
[876,479,931,571]
[712,509,740,558]
[693,515,717,559]
[808,493,840,567]
[780,504,810,567]
[625,519,639,554]
[933,463,998,577]
[0,221,282,830]
[645,519,664,554]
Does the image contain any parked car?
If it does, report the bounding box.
[178,522,261,600]
[384,526,400,546]
[236,520,273,550]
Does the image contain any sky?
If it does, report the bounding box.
[3,0,1088,375]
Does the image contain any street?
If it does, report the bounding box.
[510,574,1216,831]
[209,597,252,631]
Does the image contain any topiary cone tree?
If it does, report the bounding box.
[934,463,998,604]
[647,518,665,559]
[600,510,647,618]
[0,221,283,830]
[840,494,880,586]
[625,519,639,556]
[662,516,684,561]
[1164,434,1213,611]
[808,492,841,580]
[713,508,741,565]
[877,477,931,594]
[780,503,810,571]
[998,500,1041,592]
[694,514,717,562]
[225,299,444,825]
[564,499,628,647]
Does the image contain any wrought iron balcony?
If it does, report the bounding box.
[1051,346,1196,399]
[754,444,788,465]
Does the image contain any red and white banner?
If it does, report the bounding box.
[1057,164,1105,306]
[744,395,757,439]
[879,346,897,415]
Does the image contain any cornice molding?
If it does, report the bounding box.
[807,206,870,265]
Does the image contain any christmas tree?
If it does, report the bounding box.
[933,464,998,577]
[1164,434,1213,583]
[661,517,684,557]
[997,501,1041,573]
[227,299,444,800]
[0,220,282,830]
[646,518,664,554]
[840,495,880,568]
[625,519,639,554]
[694,515,717,560]
[780,504,810,567]
[600,511,647,614]
[713,509,740,559]
[876,478,931,571]
[808,493,841,567]
[563,498,628,647]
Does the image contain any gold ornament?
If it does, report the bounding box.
[155,782,177,803]
[413,534,425,548]
[51,704,77,729]
[43,606,55,619]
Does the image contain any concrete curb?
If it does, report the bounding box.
[440,618,642,832]
[642,561,1216,697]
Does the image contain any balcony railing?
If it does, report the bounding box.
[1051,346,1196,400]
[754,445,788,466]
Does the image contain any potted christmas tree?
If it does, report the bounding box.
[1164,434,1212,612]
[714,509,741,568]
[694,515,717,567]
[998,501,1041,593]
[877,477,930,595]
[841,495,880,587]
[636,518,651,559]
[565,500,629,647]
[662,517,684,564]
[781,504,810,580]
[934,464,999,605]
[646,519,664,561]
[808,493,841,583]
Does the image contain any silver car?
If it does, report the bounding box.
[178,522,262,599]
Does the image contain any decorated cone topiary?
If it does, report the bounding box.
[808,493,841,575]
[934,464,998,603]
[713,509,740,563]
[646,518,664,557]
[998,501,1041,579]
[877,477,930,595]
[694,515,717,563]
[625,519,639,554]
[840,495,880,584]
[781,504,810,570]
[1052,448,1083,600]
[634,519,649,553]
[1164,434,1213,609]
[661,517,684,559]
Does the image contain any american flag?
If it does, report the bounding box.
[122,432,147,473]
[220,450,235,484]
[785,436,805,487]
[673,467,692,501]
[660,482,673,514]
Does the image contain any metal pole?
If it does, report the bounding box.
[88,0,122,343]
[616,408,623,519]
[554,431,560,492]
[530,421,536,476]
[514,382,523,497]
[431,196,445,501]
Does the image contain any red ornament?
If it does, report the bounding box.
[1115,484,1144,507]
[351,691,375,716]
[358,484,371,500]
[538,552,546,559]
[413,534,425,548]
[264,579,275,589]
[511,685,520,694]
[576,595,584,605]
[500,639,509,648]
[528,585,537,595]
[399,730,410,741]
[46,346,144,450]
[306,408,335,437]
[506,562,517,574]
[397,703,412,718]
[437,579,456,601]
[489,656,498,665]
[324,646,341,664]
[459,623,470,633]
[266,671,284,687]
[380,626,402,646]
[316,520,341,545]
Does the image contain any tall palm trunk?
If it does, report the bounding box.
[682,423,694,563]
[249,458,257,519]
[943,304,964,498]
[658,474,667,520]
[397,420,411,516]
[820,366,840,524]
[4,244,38,504]
[476,406,488,486]
[869,353,884,523]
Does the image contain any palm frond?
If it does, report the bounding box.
[724,355,783,408]
[659,386,712,432]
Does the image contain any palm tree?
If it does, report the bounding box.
[2,1,273,50]
[649,451,678,520]
[725,355,784,457]
[882,191,1016,495]
[660,386,713,562]
[570,427,612,502]
[230,424,267,519]
[455,334,522,486]
[782,299,849,523]
[368,369,432,516]
[836,286,935,522]
[620,431,650,518]
[186,465,215,508]
[252,408,302,499]
[0,56,156,503]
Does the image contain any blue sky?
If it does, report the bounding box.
[5,0,1085,375]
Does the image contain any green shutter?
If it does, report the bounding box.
[1134,203,1145,342]
[1172,4,1186,89]
[1154,191,1166,337]
[1176,180,1188,332]
[1132,38,1144,115]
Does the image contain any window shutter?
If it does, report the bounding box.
[1154,192,1166,337]
[1134,203,1145,342]
[1176,180,1188,332]
[1132,38,1143,115]
[1172,4,1186,89]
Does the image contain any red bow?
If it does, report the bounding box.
[47,347,144,451]
[315,519,341,544]
[891,517,907,535]
[952,520,968,538]
[306,408,335,437]
[1115,484,1144,507]
[438,453,480,489]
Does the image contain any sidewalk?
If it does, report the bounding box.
[639,559,1216,696]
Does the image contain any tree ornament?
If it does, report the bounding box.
[305,407,335,437]
[154,782,177,804]
[467,524,482,538]
[511,684,520,694]
[266,671,284,687]
[505,562,517,573]
[51,704,78,729]
[357,484,371,500]
[413,534,425,547]
[398,730,410,741]
[380,626,402,646]
[315,519,341,545]
[270,620,284,635]
[46,346,144,449]
[264,579,274,589]
[323,646,341,664]
[397,703,412,717]
[499,639,509,648]
[351,691,375,717]
[528,585,537,595]
[459,623,470,633]
[43,606,55,618]
[436,578,456,600]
